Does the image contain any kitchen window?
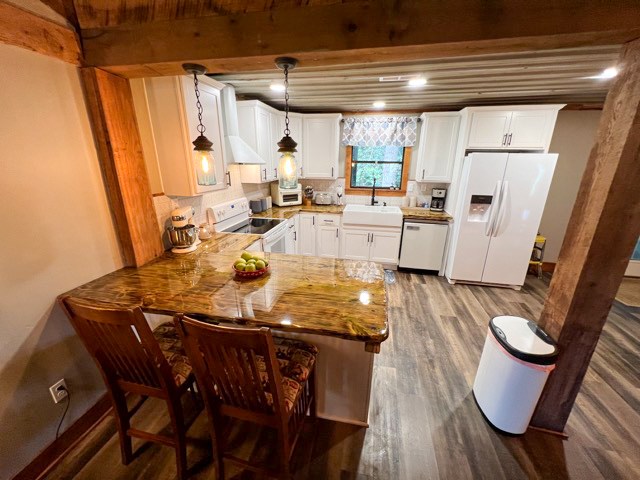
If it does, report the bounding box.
[345,145,411,195]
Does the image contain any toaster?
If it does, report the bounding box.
[314,192,333,205]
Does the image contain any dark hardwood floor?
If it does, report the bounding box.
[46,273,640,479]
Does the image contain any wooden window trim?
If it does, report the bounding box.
[344,146,411,196]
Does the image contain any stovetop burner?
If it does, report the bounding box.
[223,218,286,235]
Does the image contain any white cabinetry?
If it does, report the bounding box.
[467,107,561,151]
[415,113,460,182]
[316,215,341,258]
[137,76,228,196]
[298,213,316,256]
[302,114,341,179]
[285,216,298,254]
[236,100,278,183]
[342,227,401,265]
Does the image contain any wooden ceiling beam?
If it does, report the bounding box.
[0,1,81,65]
[79,1,640,78]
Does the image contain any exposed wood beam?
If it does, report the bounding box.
[0,1,81,64]
[40,0,79,30]
[81,67,163,267]
[531,38,640,432]
[78,1,640,78]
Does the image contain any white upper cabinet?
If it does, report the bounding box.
[466,107,562,151]
[237,101,278,183]
[467,110,512,149]
[302,114,341,179]
[137,76,228,196]
[415,113,461,183]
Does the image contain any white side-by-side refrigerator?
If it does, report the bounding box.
[445,152,558,288]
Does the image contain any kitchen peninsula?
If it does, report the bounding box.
[63,231,388,425]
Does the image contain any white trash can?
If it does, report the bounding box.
[473,316,558,435]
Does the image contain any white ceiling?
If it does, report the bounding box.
[211,45,621,112]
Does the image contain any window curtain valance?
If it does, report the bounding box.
[341,116,418,147]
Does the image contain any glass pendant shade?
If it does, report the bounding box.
[193,134,217,186]
[278,151,298,189]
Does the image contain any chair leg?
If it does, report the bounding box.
[111,392,133,465]
[278,429,291,480]
[167,398,188,480]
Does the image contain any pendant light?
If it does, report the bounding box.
[183,63,217,186]
[275,57,299,189]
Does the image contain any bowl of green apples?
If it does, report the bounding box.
[233,251,270,278]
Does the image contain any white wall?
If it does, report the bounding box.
[539,110,602,262]
[0,45,122,478]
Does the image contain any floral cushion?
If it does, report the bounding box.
[256,337,318,411]
[153,323,192,387]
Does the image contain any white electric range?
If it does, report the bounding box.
[207,198,289,253]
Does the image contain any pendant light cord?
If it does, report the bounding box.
[193,72,206,135]
[284,65,290,136]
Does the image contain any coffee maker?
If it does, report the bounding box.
[430,188,447,212]
[167,206,200,253]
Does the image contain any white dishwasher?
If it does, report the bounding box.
[398,219,449,273]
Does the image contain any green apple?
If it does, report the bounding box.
[241,251,253,261]
[245,263,257,272]
[234,260,246,269]
[252,255,263,262]
[255,260,266,270]
[247,259,256,264]
[235,263,246,271]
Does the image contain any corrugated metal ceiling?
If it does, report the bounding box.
[211,45,620,112]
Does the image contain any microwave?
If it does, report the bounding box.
[271,183,302,206]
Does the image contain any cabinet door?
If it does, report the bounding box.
[341,228,370,260]
[255,107,274,182]
[266,111,280,181]
[285,219,296,254]
[302,115,340,178]
[507,110,557,150]
[298,214,316,256]
[467,111,512,149]
[369,231,401,264]
[417,114,460,182]
[317,225,340,258]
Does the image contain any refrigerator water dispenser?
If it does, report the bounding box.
[468,195,493,222]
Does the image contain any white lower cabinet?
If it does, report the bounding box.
[317,226,340,258]
[298,213,316,256]
[285,217,298,254]
[370,231,402,264]
[342,227,401,264]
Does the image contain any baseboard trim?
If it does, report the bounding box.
[12,393,112,480]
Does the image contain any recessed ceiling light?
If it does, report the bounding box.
[599,67,619,79]
[408,77,427,87]
[270,82,286,92]
[373,101,386,109]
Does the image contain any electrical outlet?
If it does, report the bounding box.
[407,183,414,192]
[49,379,68,404]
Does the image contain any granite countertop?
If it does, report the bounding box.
[253,204,452,222]
[63,232,388,350]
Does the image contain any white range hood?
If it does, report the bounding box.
[220,85,265,164]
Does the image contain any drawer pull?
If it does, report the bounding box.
[407,226,420,231]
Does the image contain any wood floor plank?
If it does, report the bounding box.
[44,273,640,480]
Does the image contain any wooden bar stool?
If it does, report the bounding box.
[529,234,547,278]
[173,314,317,479]
[59,296,202,480]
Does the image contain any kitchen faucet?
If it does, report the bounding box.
[371,178,378,205]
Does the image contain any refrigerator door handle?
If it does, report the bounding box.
[493,181,509,237]
[485,180,502,237]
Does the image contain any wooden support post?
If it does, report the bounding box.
[531,38,640,432]
[81,68,163,267]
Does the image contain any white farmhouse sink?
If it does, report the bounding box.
[342,204,403,227]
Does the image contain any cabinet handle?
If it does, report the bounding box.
[331,167,334,177]
[502,134,507,146]
[422,169,425,180]
[371,233,374,243]
[294,232,296,241]
[274,167,278,178]
[336,228,339,238]
[367,233,371,243]
[507,133,513,146]
[312,216,315,226]
[300,166,303,177]
[226,171,231,186]
[263,168,267,181]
